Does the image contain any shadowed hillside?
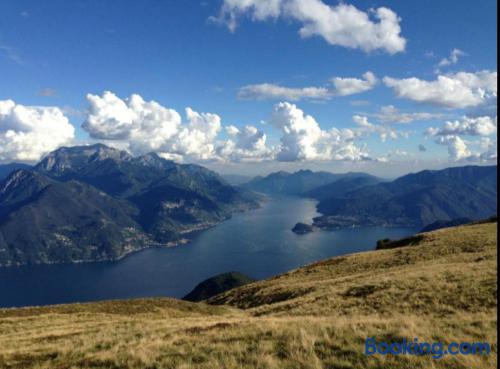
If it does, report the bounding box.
[314,165,497,228]
[0,221,496,369]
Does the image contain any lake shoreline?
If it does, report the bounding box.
[0,197,419,309]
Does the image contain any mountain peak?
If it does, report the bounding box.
[134,152,176,170]
[35,144,133,174]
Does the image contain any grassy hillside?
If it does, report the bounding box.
[0,222,497,369]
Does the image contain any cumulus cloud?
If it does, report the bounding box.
[83,91,181,141]
[83,91,224,161]
[432,134,497,162]
[383,70,497,109]
[220,125,272,162]
[331,71,377,96]
[83,91,275,163]
[434,135,472,161]
[213,0,406,54]
[426,115,497,162]
[0,99,75,162]
[372,105,444,124]
[352,115,400,142]
[238,72,377,101]
[270,102,371,161]
[83,93,440,164]
[426,116,497,137]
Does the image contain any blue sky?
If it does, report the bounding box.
[0,0,497,177]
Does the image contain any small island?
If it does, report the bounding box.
[292,222,315,235]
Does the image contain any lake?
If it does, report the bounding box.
[0,197,418,308]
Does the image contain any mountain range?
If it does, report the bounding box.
[313,165,497,228]
[0,148,497,266]
[242,166,497,230]
[0,144,259,266]
[242,170,378,196]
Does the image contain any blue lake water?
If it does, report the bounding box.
[0,197,418,308]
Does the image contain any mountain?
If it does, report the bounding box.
[0,145,259,266]
[0,163,31,180]
[221,174,254,186]
[183,272,256,302]
[243,170,374,196]
[1,220,496,369]
[0,170,150,266]
[314,165,497,228]
[305,174,382,200]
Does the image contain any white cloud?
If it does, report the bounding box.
[238,71,377,101]
[83,91,222,161]
[83,91,273,162]
[433,135,497,162]
[331,71,377,96]
[83,91,181,141]
[238,84,331,101]
[383,70,497,109]
[426,115,497,162]
[171,108,222,160]
[81,93,438,164]
[437,48,465,69]
[211,0,282,31]
[426,116,497,137]
[434,135,472,161]
[372,105,444,124]
[220,125,272,162]
[0,99,75,162]
[213,0,406,54]
[352,115,399,142]
[83,93,373,163]
[270,102,371,161]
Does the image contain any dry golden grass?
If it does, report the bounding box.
[0,222,497,369]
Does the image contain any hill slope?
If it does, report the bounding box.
[0,221,496,369]
[315,165,497,228]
